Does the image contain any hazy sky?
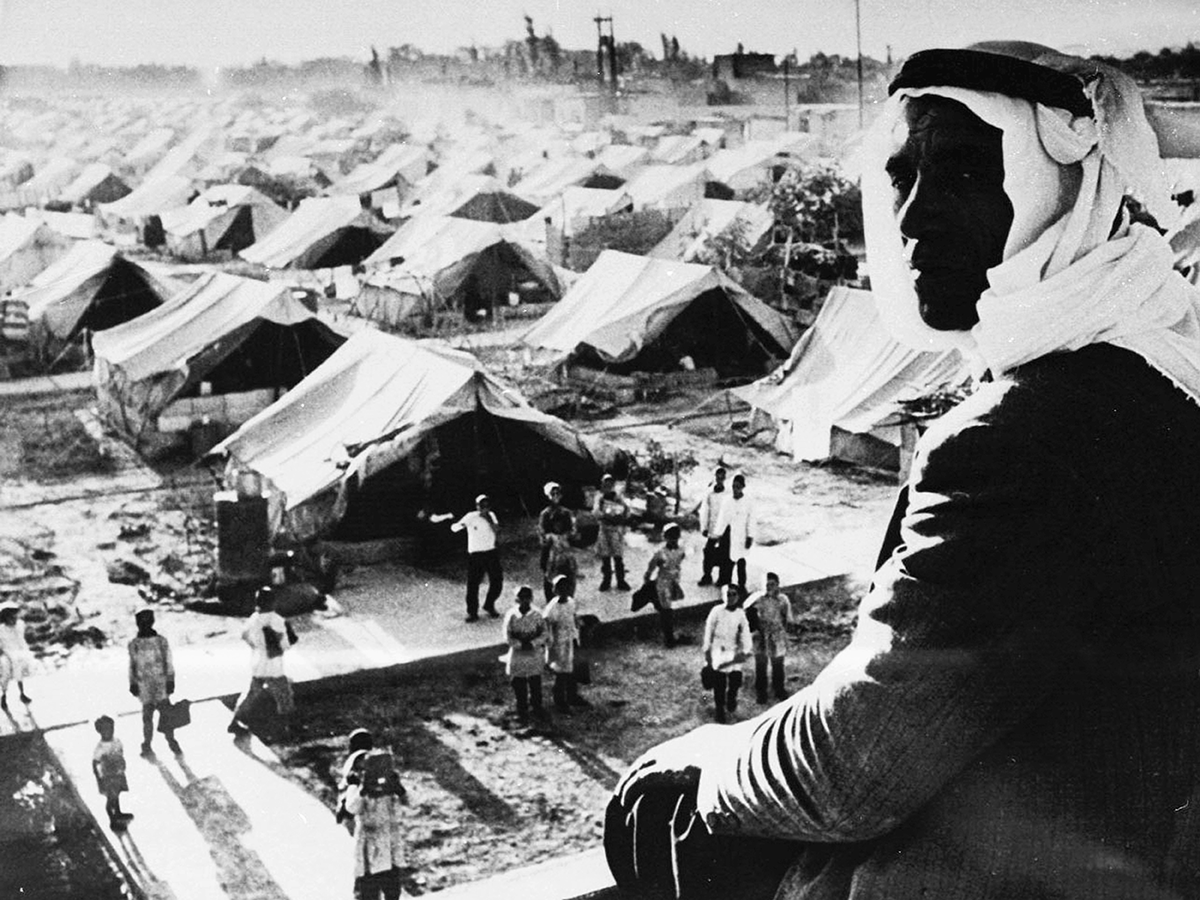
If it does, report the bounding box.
[0,0,1196,69]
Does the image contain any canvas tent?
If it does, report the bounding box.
[648,199,774,262]
[730,287,970,470]
[92,271,344,453]
[356,215,562,326]
[622,163,708,211]
[209,328,601,542]
[57,163,131,209]
[239,197,392,269]
[522,249,798,376]
[160,184,288,260]
[97,174,195,243]
[0,215,73,296]
[17,241,173,363]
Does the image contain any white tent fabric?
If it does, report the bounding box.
[648,199,774,262]
[731,287,970,462]
[705,142,786,192]
[512,156,605,205]
[0,215,73,295]
[331,145,429,197]
[19,241,168,340]
[58,163,129,206]
[239,197,387,269]
[521,249,797,364]
[98,174,193,227]
[91,271,334,438]
[622,163,708,210]
[508,187,633,246]
[593,144,650,178]
[652,135,707,165]
[160,184,287,259]
[210,328,595,537]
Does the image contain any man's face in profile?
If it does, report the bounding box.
[887,95,1014,331]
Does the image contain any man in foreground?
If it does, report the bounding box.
[605,42,1200,899]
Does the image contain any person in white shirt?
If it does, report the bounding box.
[697,467,728,587]
[447,494,503,622]
[714,473,756,592]
[702,585,751,723]
[228,586,296,736]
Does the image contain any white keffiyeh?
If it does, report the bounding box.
[862,50,1200,405]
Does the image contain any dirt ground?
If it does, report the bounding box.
[0,381,897,893]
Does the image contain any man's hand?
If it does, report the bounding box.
[604,725,723,892]
[129,683,139,698]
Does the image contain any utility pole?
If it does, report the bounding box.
[783,56,790,128]
[855,0,864,127]
[593,14,616,91]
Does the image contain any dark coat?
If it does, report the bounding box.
[701,345,1200,899]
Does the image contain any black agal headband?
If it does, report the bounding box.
[889,49,1094,118]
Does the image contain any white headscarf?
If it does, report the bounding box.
[863,50,1200,405]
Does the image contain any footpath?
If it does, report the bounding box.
[1,374,889,900]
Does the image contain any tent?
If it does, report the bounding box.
[730,286,970,469]
[209,328,601,542]
[521,249,798,376]
[512,156,620,206]
[160,185,288,260]
[92,272,344,453]
[328,144,429,201]
[648,199,774,262]
[0,215,73,296]
[508,186,633,247]
[239,197,392,270]
[356,216,562,326]
[18,241,173,362]
[97,174,195,242]
[57,163,131,209]
[622,163,708,211]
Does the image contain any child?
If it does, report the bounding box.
[92,715,132,828]
[0,601,34,710]
[643,523,687,647]
[128,608,179,756]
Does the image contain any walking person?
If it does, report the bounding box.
[594,474,631,592]
[544,574,584,713]
[0,601,34,711]
[539,482,577,600]
[744,572,791,704]
[502,585,546,722]
[92,714,132,829]
[714,473,756,593]
[228,586,297,737]
[697,467,728,586]
[643,523,687,647]
[341,732,408,900]
[127,609,180,756]
[441,494,502,622]
[702,585,751,723]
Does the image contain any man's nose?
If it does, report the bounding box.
[896,170,942,241]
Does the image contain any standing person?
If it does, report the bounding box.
[593,474,631,592]
[714,473,755,593]
[127,609,180,756]
[605,42,1200,900]
[701,585,750,724]
[696,467,728,586]
[743,572,790,704]
[538,482,577,600]
[227,586,297,737]
[342,735,408,900]
[643,523,687,647]
[92,715,132,828]
[336,727,376,830]
[0,601,34,710]
[445,494,503,622]
[543,574,583,713]
[502,585,546,722]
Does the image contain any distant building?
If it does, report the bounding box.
[712,47,778,82]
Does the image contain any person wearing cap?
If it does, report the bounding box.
[605,43,1200,899]
[0,601,34,711]
[543,574,584,713]
[593,474,631,592]
[446,493,503,622]
[228,586,297,737]
[538,482,577,601]
[713,473,755,593]
[643,523,686,647]
[696,466,728,586]
[127,608,179,756]
[501,585,547,722]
